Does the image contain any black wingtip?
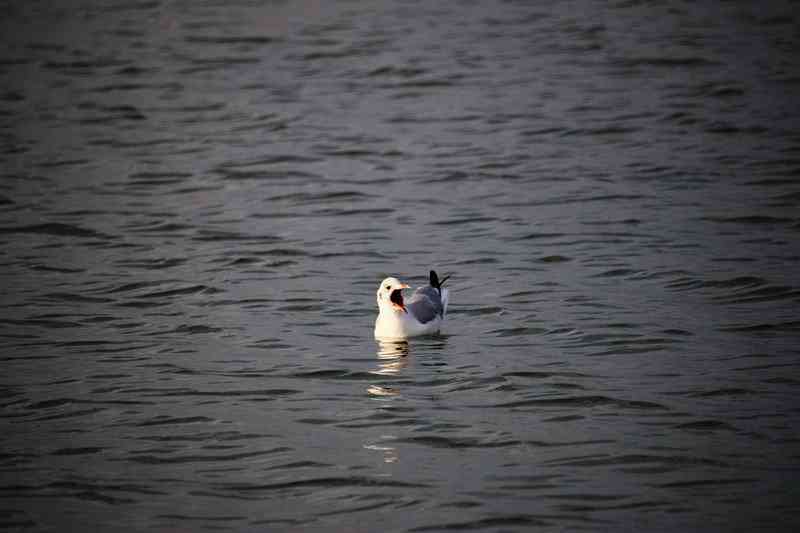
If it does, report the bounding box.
[429,270,450,290]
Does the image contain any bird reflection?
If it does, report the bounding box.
[363,437,399,464]
[373,339,409,375]
[377,339,410,357]
[366,384,399,396]
[367,340,410,397]
[366,342,408,461]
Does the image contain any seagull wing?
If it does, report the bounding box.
[406,286,445,324]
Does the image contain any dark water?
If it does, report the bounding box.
[2,1,800,531]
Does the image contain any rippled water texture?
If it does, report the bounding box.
[2,1,800,531]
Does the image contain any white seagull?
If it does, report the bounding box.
[374,270,450,340]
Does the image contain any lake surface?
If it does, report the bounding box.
[1,1,799,531]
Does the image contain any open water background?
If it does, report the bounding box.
[1,1,800,531]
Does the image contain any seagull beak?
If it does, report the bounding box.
[399,283,410,289]
[389,285,409,313]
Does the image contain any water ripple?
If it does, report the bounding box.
[1,1,798,531]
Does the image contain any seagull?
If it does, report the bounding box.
[374,270,450,339]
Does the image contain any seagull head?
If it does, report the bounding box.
[376,277,410,313]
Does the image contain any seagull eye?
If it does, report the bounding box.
[385,285,391,290]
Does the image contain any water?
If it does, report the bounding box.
[2,1,799,531]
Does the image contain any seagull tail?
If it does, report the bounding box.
[430,270,451,317]
[429,270,451,292]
